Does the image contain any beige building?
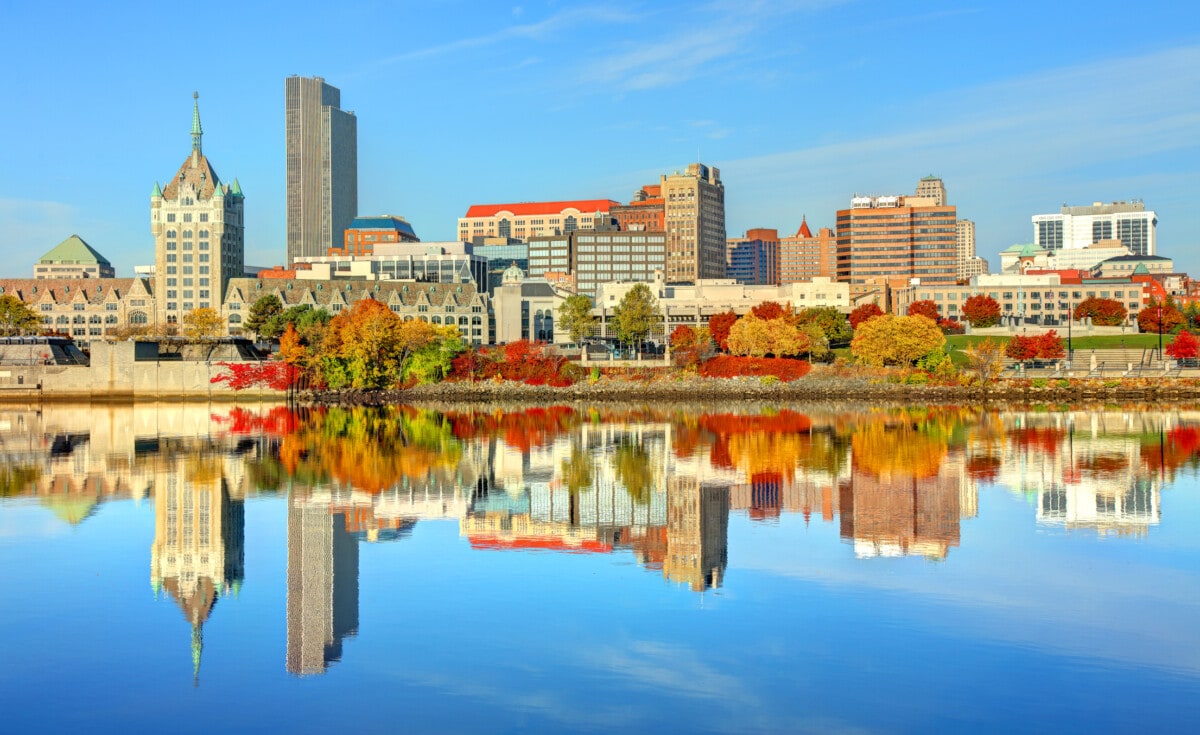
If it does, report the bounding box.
[34,235,115,279]
[150,93,244,327]
[956,219,988,280]
[915,175,947,206]
[662,163,726,283]
[491,265,571,343]
[779,219,838,284]
[286,495,359,676]
[0,278,156,348]
[457,200,618,243]
[222,277,490,346]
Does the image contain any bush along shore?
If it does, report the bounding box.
[300,365,1200,406]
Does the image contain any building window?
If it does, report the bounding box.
[167,213,176,222]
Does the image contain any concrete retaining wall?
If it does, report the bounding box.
[0,341,284,401]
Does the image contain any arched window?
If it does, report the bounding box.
[229,314,242,324]
[498,218,511,238]
[564,215,577,233]
[431,316,442,324]
[459,316,469,325]
[471,316,482,325]
[418,316,428,322]
[129,311,148,325]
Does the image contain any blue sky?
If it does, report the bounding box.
[1,0,1198,277]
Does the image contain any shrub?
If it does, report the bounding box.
[698,356,812,381]
[938,318,965,335]
[1167,329,1200,360]
[1032,378,1049,389]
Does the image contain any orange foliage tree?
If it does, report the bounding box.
[849,303,884,329]
[707,311,739,352]
[907,300,940,321]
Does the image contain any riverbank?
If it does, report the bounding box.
[302,366,1200,406]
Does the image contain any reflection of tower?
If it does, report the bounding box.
[150,460,245,685]
[286,496,359,675]
[664,477,729,591]
[839,466,961,559]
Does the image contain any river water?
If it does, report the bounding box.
[1,402,1198,733]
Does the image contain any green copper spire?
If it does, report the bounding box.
[231,178,243,197]
[191,92,203,153]
[152,181,163,198]
[191,621,203,687]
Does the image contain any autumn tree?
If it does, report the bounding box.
[557,294,596,344]
[907,300,940,322]
[750,301,789,321]
[850,314,945,366]
[670,325,711,368]
[404,328,466,384]
[728,314,811,357]
[797,306,852,344]
[1035,330,1066,359]
[244,294,282,340]
[1138,299,1185,334]
[182,307,223,341]
[613,283,660,348]
[961,295,1001,327]
[319,300,451,389]
[1005,334,1040,362]
[708,311,738,352]
[848,303,883,329]
[0,294,40,336]
[1073,297,1127,326]
[1167,330,1200,360]
[964,338,1005,383]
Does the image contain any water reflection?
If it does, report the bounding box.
[0,402,1193,682]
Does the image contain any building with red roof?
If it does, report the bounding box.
[457,200,618,243]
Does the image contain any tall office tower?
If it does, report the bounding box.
[286,497,359,676]
[726,228,779,285]
[956,219,987,279]
[150,93,244,327]
[1031,200,1157,255]
[663,477,729,591]
[836,194,958,286]
[779,218,838,284]
[286,76,358,265]
[150,452,245,685]
[915,175,947,206]
[661,163,726,283]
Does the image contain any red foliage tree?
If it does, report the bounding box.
[848,303,884,329]
[698,356,811,381]
[750,301,789,321]
[938,318,965,335]
[906,300,940,321]
[670,325,697,348]
[1073,297,1127,326]
[1138,301,1185,334]
[1004,335,1039,362]
[210,361,300,391]
[962,295,1001,327]
[1167,330,1200,360]
[1035,330,1066,359]
[708,311,738,352]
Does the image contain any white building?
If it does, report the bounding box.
[293,242,487,288]
[1032,201,1157,256]
[150,93,244,326]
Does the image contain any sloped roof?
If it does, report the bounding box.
[0,278,151,304]
[161,152,221,200]
[348,216,418,239]
[38,235,112,266]
[464,200,619,218]
[224,278,483,309]
[797,217,813,239]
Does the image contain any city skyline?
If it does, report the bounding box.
[1,1,1197,278]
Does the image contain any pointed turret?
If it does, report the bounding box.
[190,92,203,154]
[231,178,243,198]
[152,181,163,198]
[191,622,203,687]
[797,216,813,239]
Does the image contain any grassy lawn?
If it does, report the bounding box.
[944,332,1163,355]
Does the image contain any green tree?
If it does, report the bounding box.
[244,294,282,339]
[264,304,331,344]
[798,307,852,344]
[614,437,653,503]
[557,294,596,343]
[403,330,465,384]
[182,307,223,341]
[613,283,660,348]
[0,295,40,336]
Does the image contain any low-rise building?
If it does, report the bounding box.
[34,235,116,279]
[332,215,419,256]
[292,241,487,290]
[0,278,157,348]
[1095,254,1174,278]
[458,200,618,243]
[221,277,490,346]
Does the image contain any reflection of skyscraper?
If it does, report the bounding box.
[839,467,961,560]
[664,477,729,591]
[286,497,359,675]
[150,458,245,685]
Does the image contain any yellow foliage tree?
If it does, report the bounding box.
[850,314,945,366]
[182,307,223,341]
[727,314,811,357]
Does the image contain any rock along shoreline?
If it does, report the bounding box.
[301,367,1200,407]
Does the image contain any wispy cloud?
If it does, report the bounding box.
[579,26,752,91]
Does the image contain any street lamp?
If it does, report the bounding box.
[1067,300,1072,354]
[1158,306,1164,359]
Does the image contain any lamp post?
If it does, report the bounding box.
[1158,306,1164,359]
[1067,300,1072,355]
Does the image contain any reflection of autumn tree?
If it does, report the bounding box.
[447,406,579,453]
[614,438,654,503]
[0,464,41,497]
[560,444,594,494]
[1142,426,1200,479]
[273,407,463,493]
[851,420,948,479]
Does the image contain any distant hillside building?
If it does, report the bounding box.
[150,93,244,327]
[458,200,619,243]
[1032,200,1157,256]
[34,235,115,279]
